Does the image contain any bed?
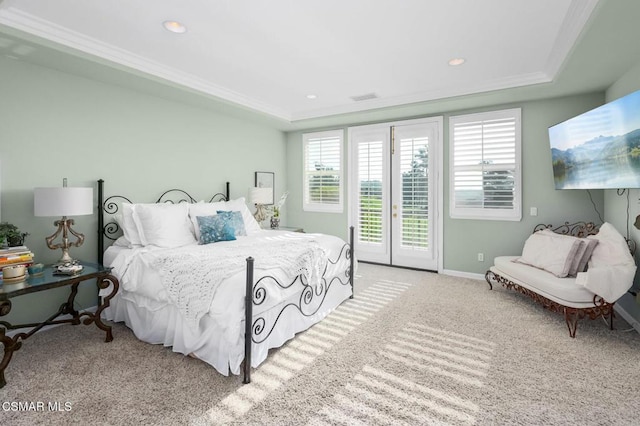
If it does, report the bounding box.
[97,179,354,383]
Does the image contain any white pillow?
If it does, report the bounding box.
[515,231,582,277]
[587,222,634,268]
[132,203,196,248]
[225,197,262,235]
[537,229,597,277]
[114,203,143,247]
[189,201,226,240]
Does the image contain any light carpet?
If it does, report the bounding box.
[1,263,639,425]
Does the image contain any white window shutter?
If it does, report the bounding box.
[303,130,344,213]
[450,108,521,221]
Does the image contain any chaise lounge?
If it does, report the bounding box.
[485,222,636,337]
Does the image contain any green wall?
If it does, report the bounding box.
[286,93,606,275]
[0,55,287,324]
[603,57,640,326]
[604,57,640,245]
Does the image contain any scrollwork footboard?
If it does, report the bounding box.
[243,231,354,384]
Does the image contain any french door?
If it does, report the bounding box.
[349,117,441,270]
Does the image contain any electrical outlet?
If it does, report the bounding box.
[477,253,484,262]
[530,207,538,216]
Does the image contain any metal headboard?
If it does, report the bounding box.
[97,179,230,264]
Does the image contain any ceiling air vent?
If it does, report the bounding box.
[350,92,378,102]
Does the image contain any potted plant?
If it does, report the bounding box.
[0,222,29,247]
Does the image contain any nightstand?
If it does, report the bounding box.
[267,226,304,233]
[0,262,119,388]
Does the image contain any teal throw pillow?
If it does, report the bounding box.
[216,210,247,236]
[196,215,236,244]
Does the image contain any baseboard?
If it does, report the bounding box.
[4,305,98,338]
[441,269,485,281]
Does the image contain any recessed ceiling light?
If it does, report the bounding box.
[163,20,187,34]
[448,58,465,66]
[306,94,317,99]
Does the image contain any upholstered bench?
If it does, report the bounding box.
[485,222,636,337]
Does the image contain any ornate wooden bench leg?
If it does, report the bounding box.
[484,271,494,290]
[564,307,579,338]
[609,309,615,330]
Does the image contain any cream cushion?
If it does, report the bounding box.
[515,230,582,278]
[495,256,597,306]
[535,229,599,276]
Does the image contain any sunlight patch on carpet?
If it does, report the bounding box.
[199,277,414,424]
[308,325,493,425]
[381,351,486,387]
[334,305,373,318]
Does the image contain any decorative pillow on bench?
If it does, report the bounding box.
[514,229,598,278]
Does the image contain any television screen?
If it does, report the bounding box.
[548,89,640,189]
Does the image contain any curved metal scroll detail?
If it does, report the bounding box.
[99,181,230,245]
[156,189,227,204]
[102,195,133,241]
[251,243,352,344]
[533,221,599,238]
[208,192,228,202]
[485,270,614,338]
[533,221,635,255]
[156,189,197,204]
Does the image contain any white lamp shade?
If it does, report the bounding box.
[34,187,94,217]
[249,187,273,204]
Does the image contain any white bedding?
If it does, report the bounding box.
[102,230,353,375]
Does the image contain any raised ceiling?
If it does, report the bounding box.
[0,0,603,124]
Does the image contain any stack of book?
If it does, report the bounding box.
[0,246,34,278]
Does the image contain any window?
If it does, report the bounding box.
[449,108,521,221]
[303,129,343,213]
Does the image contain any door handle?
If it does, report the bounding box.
[393,213,397,218]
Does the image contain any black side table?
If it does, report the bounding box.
[0,262,119,388]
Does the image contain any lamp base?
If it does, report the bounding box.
[57,248,75,265]
[253,204,269,226]
[45,216,85,265]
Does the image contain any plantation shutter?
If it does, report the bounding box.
[399,135,429,249]
[358,139,384,244]
[449,108,521,221]
[303,130,343,213]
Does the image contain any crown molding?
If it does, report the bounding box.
[290,71,552,122]
[544,0,601,78]
[0,7,293,121]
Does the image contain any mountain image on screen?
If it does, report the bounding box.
[551,129,640,189]
[548,89,640,190]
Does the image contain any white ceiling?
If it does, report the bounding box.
[0,0,600,123]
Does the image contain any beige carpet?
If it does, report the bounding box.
[1,263,639,425]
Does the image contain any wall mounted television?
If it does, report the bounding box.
[548,89,640,189]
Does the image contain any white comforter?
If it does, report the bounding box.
[102,230,352,375]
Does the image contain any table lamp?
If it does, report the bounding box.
[34,179,93,263]
[249,187,273,225]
